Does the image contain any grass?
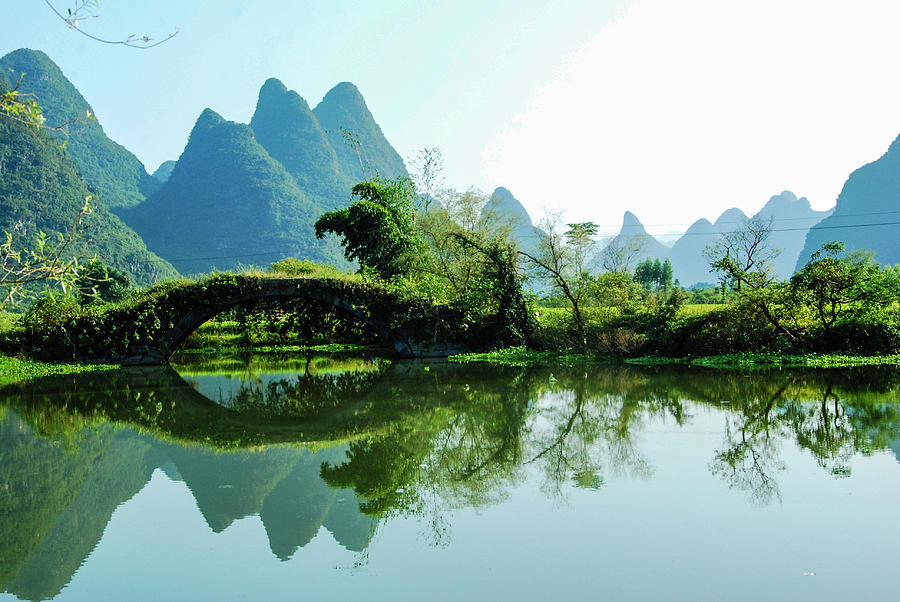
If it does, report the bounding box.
[452,347,900,370]
[174,342,384,356]
[449,346,597,367]
[0,355,118,386]
[626,352,900,369]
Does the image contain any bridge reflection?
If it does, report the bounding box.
[3,357,900,600]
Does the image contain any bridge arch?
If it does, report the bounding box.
[111,275,468,365]
[157,279,393,361]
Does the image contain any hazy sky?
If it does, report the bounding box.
[3,1,900,236]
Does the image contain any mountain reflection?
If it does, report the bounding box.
[2,355,900,600]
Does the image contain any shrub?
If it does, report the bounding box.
[812,318,900,355]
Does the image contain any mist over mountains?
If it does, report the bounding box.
[2,46,899,286]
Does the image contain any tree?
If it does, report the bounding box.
[599,234,646,274]
[0,196,93,307]
[75,259,131,304]
[791,241,893,332]
[315,178,421,279]
[520,212,594,337]
[451,233,534,345]
[703,215,807,343]
[634,258,674,293]
[408,147,445,212]
[565,222,599,278]
[416,187,494,296]
[703,215,778,291]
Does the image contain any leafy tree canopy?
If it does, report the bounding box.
[315,178,421,279]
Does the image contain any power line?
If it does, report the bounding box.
[602,208,900,230]
[669,219,900,237]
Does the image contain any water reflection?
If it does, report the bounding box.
[2,355,900,599]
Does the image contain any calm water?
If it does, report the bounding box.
[3,353,900,601]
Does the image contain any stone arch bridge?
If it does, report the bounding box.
[23,274,470,365]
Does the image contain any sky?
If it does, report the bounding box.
[3,0,900,237]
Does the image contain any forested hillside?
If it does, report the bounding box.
[0,49,158,209]
[0,77,178,285]
[120,109,341,275]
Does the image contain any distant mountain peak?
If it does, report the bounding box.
[322,81,365,104]
[713,208,748,230]
[122,105,337,275]
[260,76,287,92]
[683,217,714,234]
[313,82,407,182]
[620,211,649,235]
[796,131,900,268]
[196,108,225,128]
[152,160,176,183]
[250,78,344,209]
[758,190,819,217]
[256,77,313,113]
[481,187,540,253]
[485,186,533,226]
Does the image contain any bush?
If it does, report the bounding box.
[812,319,900,355]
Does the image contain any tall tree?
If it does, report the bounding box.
[315,178,421,279]
[704,215,778,291]
[791,242,893,332]
[520,213,593,337]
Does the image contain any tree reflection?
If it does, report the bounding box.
[2,355,900,599]
[709,372,900,502]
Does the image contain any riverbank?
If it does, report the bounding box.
[449,346,900,369]
[4,344,900,388]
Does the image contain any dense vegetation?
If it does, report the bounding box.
[249,78,353,211]
[0,88,178,289]
[2,46,899,364]
[305,168,900,360]
[0,49,159,209]
[120,109,343,275]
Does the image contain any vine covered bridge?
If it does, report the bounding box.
[19,274,472,365]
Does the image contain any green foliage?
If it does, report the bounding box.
[0,107,178,287]
[450,346,592,367]
[75,260,131,305]
[268,257,342,278]
[791,242,893,331]
[585,271,643,309]
[315,178,421,279]
[634,258,673,292]
[122,109,340,275]
[228,298,375,348]
[0,73,44,131]
[812,317,900,355]
[0,49,158,209]
[7,272,477,363]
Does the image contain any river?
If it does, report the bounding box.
[2,352,900,600]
